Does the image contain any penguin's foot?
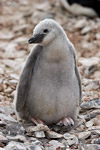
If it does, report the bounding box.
[57,117,74,127]
[31,118,45,125]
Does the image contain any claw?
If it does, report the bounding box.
[57,117,74,127]
[31,118,45,125]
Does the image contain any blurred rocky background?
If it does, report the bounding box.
[0,0,100,149]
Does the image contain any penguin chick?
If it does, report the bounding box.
[14,19,82,126]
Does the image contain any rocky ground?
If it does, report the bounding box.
[0,0,100,149]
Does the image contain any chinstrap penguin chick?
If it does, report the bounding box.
[14,19,82,126]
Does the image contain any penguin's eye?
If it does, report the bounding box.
[43,29,49,33]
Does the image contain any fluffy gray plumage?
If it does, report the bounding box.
[14,19,82,124]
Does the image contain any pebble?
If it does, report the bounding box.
[4,141,26,150]
[76,131,91,140]
[46,130,63,139]
[91,138,100,144]
[80,144,100,150]
[96,33,100,40]
[26,124,50,133]
[84,80,100,91]
[74,19,87,29]
[80,98,100,110]
[0,135,8,143]
[34,131,45,138]
[63,133,78,146]
[85,119,94,128]
[0,114,17,122]
[45,140,65,150]
[79,57,100,68]
[0,32,14,40]
[79,109,100,121]
[4,141,44,150]
[7,135,27,142]
[91,130,100,135]
[35,2,51,11]
[81,26,92,34]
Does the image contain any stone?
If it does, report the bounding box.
[91,138,100,144]
[84,80,100,91]
[79,57,100,68]
[85,119,94,128]
[93,115,100,126]
[79,109,100,121]
[63,133,78,146]
[35,2,51,11]
[96,33,100,40]
[80,144,100,150]
[34,131,45,138]
[0,32,14,40]
[5,141,44,150]
[74,19,87,29]
[91,130,100,135]
[6,123,25,136]
[4,141,26,150]
[46,130,63,139]
[87,126,100,132]
[7,135,27,142]
[30,145,43,150]
[0,135,8,143]
[0,114,17,122]
[45,140,65,150]
[26,124,50,133]
[80,98,100,110]
[76,131,91,140]
[81,26,92,34]
[13,24,31,33]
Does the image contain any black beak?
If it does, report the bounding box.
[28,34,45,44]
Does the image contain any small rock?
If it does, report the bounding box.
[91,138,100,144]
[5,141,26,150]
[0,114,17,122]
[84,80,100,91]
[4,87,12,93]
[30,144,43,150]
[91,130,100,135]
[0,135,8,143]
[35,2,51,11]
[96,33,100,40]
[9,80,18,84]
[13,24,31,33]
[81,26,92,34]
[80,144,100,150]
[63,133,78,146]
[6,123,25,136]
[87,126,100,132]
[76,131,91,140]
[80,109,100,121]
[80,98,100,110]
[34,131,45,138]
[85,119,94,128]
[26,124,50,133]
[7,135,27,143]
[45,140,65,150]
[93,115,100,126]
[74,19,86,29]
[79,57,100,69]
[0,32,14,40]
[46,130,63,139]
